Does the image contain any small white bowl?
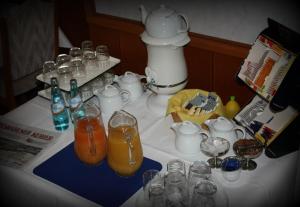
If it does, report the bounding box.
[221,156,241,182]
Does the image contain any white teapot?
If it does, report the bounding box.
[114,71,146,102]
[171,121,209,154]
[204,116,246,144]
[94,84,130,117]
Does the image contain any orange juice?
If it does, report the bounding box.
[74,117,107,165]
[107,125,143,176]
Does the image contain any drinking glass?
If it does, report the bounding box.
[56,54,71,67]
[81,40,94,54]
[71,59,86,78]
[190,180,217,207]
[103,72,115,86]
[166,159,186,176]
[69,47,83,61]
[233,138,263,170]
[80,84,93,101]
[56,54,73,86]
[188,161,212,200]
[42,60,57,82]
[143,169,166,206]
[96,44,110,68]
[83,50,99,71]
[200,137,230,168]
[90,76,105,94]
[165,159,189,207]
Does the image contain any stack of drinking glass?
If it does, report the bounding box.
[142,159,218,207]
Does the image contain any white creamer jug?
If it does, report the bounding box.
[171,121,209,154]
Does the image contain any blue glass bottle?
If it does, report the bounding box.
[69,79,85,122]
[50,77,69,131]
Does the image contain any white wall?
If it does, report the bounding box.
[95,0,300,44]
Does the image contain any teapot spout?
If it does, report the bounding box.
[113,74,120,83]
[171,122,180,132]
[139,5,147,24]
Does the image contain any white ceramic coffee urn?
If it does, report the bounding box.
[140,5,190,115]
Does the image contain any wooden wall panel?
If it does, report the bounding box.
[185,46,213,91]
[89,25,122,73]
[119,32,147,75]
[89,26,121,58]
[56,0,89,47]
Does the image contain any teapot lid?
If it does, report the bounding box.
[143,4,189,40]
[101,85,119,97]
[212,117,233,131]
[178,121,199,134]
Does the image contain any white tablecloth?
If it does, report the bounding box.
[1,94,299,207]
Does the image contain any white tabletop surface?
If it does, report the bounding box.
[1,93,299,207]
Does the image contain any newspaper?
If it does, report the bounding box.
[0,117,60,169]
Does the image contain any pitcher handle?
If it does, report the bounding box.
[124,71,135,77]
[234,126,246,139]
[86,124,96,155]
[177,13,189,33]
[120,89,131,105]
[199,130,210,139]
[124,131,136,165]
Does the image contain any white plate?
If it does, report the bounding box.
[36,56,120,91]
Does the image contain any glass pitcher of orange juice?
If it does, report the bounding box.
[107,110,143,177]
[74,103,107,165]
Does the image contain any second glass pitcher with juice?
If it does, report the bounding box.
[74,103,107,165]
[107,110,143,177]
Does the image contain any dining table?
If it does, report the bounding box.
[0,90,299,207]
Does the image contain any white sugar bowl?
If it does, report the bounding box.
[114,71,146,102]
[204,116,246,144]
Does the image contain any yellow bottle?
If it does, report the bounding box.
[225,96,240,119]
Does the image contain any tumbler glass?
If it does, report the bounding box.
[80,84,93,101]
[188,161,212,200]
[83,50,99,71]
[71,59,86,78]
[103,72,115,86]
[81,40,94,54]
[56,54,73,86]
[96,44,110,68]
[143,169,166,206]
[190,180,217,207]
[69,47,83,61]
[165,159,188,207]
[42,60,57,82]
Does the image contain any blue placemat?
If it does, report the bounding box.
[33,142,162,207]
